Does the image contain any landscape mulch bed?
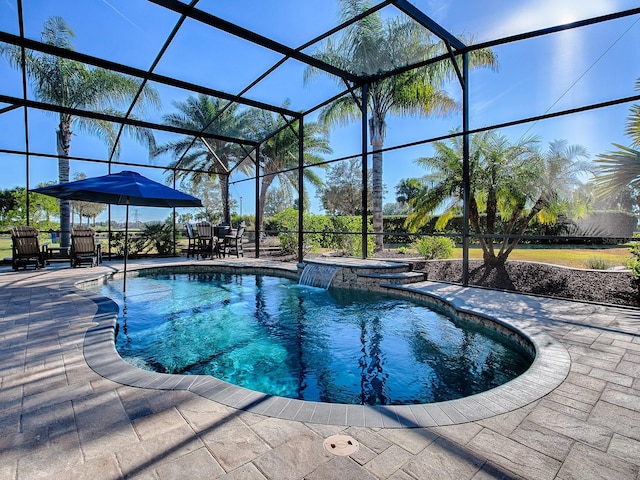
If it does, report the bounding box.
[390,257,640,308]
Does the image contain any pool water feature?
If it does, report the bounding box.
[94,271,533,405]
[298,264,339,289]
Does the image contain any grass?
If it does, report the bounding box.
[452,246,630,269]
[386,244,631,269]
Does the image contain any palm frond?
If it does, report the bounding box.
[593,144,640,196]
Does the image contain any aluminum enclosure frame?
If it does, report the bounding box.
[2,1,639,285]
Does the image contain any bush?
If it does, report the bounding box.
[627,241,640,278]
[269,209,323,256]
[138,223,176,256]
[266,209,375,257]
[412,236,455,260]
[584,256,612,270]
[327,215,374,257]
[109,223,176,258]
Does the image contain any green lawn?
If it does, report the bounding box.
[451,245,631,269]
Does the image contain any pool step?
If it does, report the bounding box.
[303,258,413,275]
[357,271,426,285]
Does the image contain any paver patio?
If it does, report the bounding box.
[1,257,639,479]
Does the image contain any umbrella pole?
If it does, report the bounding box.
[123,199,129,293]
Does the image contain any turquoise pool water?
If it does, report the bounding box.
[94,272,532,405]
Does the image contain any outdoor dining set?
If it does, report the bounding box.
[185,221,245,260]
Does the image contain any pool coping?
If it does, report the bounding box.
[80,262,571,428]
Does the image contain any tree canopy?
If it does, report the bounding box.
[305,0,497,251]
[594,78,640,198]
[317,158,372,216]
[155,94,249,224]
[245,104,331,233]
[407,132,591,266]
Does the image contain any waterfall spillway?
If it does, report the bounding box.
[299,264,339,289]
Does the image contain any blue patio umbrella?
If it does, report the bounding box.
[33,171,202,292]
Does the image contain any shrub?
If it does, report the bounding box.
[138,223,176,256]
[412,236,455,260]
[270,209,325,256]
[627,241,640,277]
[584,256,612,270]
[109,223,176,258]
[328,215,374,257]
[267,209,375,257]
[397,246,408,255]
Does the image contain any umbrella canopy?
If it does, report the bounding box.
[33,171,202,293]
[33,170,202,208]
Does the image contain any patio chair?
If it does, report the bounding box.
[10,226,46,270]
[70,225,100,268]
[184,223,198,258]
[223,223,245,258]
[213,223,231,257]
[195,221,219,259]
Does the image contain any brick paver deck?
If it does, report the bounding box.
[1,257,639,479]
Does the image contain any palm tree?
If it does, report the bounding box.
[245,104,332,236]
[154,94,250,223]
[594,78,640,196]
[407,132,590,266]
[305,0,497,251]
[625,78,640,148]
[395,178,422,212]
[1,16,159,246]
[593,145,640,196]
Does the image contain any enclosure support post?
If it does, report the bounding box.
[297,116,304,264]
[462,53,470,286]
[107,165,112,259]
[17,0,30,225]
[255,143,260,258]
[361,84,369,259]
[172,172,177,256]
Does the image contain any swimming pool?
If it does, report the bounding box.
[93,271,532,405]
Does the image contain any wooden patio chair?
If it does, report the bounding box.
[223,223,245,258]
[70,225,100,268]
[213,223,231,257]
[184,223,198,258]
[195,221,219,259]
[10,226,46,270]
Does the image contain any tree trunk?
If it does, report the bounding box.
[483,197,546,268]
[499,197,546,261]
[220,174,230,224]
[56,117,72,247]
[468,196,492,260]
[258,175,275,238]
[369,116,384,253]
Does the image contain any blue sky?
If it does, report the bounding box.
[1,0,639,223]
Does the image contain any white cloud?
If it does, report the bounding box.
[490,0,621,38]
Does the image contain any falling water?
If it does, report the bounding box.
[298,264,339,289]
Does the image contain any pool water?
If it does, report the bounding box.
[94,272,532,405]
